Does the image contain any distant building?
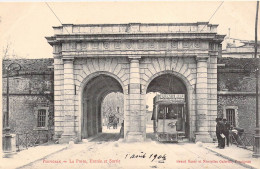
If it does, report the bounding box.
[222,37,260,58]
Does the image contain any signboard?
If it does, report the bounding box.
[155,94,185,104]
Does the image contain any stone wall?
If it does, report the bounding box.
[2,59,54,137]
[217,95,256,132]
[217,58,259,133]
[2,96,54,133]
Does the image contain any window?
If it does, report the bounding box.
[223,106,238,128]
[34,107,49,130]
[226,109,236,127]
[37,109,46,127]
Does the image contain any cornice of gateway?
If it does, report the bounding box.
[46,33,223,42]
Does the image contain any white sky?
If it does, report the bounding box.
[0,1,259,59]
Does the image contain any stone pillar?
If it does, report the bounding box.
[53,56,64,140]
[126,57,144,142]
[208,52,218,138]
[59,59,77,143]
[195,55,213,142]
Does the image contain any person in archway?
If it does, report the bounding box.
[113,116,118,129]
[107,115,113,130]
[107,120,111,130]
[120,120,124,138]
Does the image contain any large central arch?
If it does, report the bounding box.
[79,72,124,139]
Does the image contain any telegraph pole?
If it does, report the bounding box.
[253,0,260,158]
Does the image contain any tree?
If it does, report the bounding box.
[1,41,23,60]
[102,92,124,124]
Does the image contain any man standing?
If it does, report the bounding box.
[216,118,221,148]
[216,118,225,149]
[113,116,118,129]
[120,120,124,138]
[219,118,226,149]
[223,118,231,147]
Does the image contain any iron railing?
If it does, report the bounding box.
[16,130,53,152]
[230,132,254,151]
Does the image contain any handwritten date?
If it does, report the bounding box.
[125,152,166,162]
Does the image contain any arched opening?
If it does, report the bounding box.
[146,73,190,141]
[81,74,124,140]
[101,92,124,133]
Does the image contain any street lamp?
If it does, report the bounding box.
[3,62,21,157]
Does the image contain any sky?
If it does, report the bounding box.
[0,1,259,59]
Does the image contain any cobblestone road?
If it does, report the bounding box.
[20,130,247,169]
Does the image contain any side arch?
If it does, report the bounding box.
[144,70,196,140]
[77,71,126,140]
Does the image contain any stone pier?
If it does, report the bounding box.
[195,55,213,142]
[59,59,77,143]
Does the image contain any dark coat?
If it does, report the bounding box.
[224,122,231,134]
[216,121,225,134]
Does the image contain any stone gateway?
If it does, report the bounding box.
[46,22,224,143]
